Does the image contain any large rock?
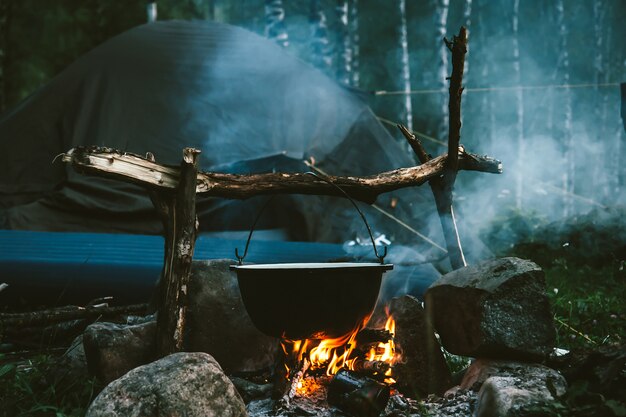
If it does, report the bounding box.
[425,257,555,360]
[86,352,246,417]
[387,295,453,397]
[83,320,156,385]
[460,359,567,394]
[186,259,279,373]
[460,359,567,417]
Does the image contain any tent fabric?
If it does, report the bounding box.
[0,20,418,240]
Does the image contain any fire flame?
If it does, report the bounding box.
[281,313,397,383]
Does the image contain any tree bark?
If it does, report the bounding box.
[155,148,201,357]
[399,26,469,270]
[398,0,413,132]
[62,146,501,205]
[0,303,147,328]
[554,0,573,217]
[434,0,450,142]
[335,0,352,85]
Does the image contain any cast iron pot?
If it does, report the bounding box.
[231,262,393,340]
[230,172,393,340]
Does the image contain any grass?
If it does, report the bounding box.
[0,354,97,417]
[545,260,625,350]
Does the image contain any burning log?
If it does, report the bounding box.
[328,369,390,417]
[352,359,390,376]
[355,328,393,345]
[276,357,310,410]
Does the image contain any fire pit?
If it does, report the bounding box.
[232,262,392,340]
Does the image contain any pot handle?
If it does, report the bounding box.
[235,171,387,265]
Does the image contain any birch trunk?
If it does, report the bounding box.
[399,0,413,132]
[593,0,614,202]
[335,0,352,85]
[555,0,573,217]
[434,0,449,141]
[512,0,524,209]
[462,0,472,78]
[309,0,332,71]
[265,0,289,48]
[349,0,359,87]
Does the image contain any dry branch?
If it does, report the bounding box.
[62,146,500,204]
[0,303,148,328]
[400,26,469,270]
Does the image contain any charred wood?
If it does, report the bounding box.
[276,357,310,410]
[355,328,393,345]
[352,359,390,375]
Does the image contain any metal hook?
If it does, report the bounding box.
[305,172,387,264]
[234,196,275,265]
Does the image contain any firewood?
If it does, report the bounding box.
[352,359,390,375]
[276,357,310,410]
[0,303,148,328]
[356,328,393,345]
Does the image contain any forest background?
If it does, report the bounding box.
[1,0,624,230]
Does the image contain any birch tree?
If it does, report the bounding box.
[309,0,332,72]
[399,0,413,132]
[335,0,352,85]
[593,0,614,202]
[511,0,524,209]
[554,0,573,216]
[349,0,359,87]
[434,0,449,141]
[265,0,288,48]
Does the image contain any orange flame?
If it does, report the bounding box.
[282,313,397,381]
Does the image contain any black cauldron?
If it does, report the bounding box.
[231,262,392,340]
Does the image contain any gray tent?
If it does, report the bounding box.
[0,20,419,242]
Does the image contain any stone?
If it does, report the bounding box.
[387,295,453,397]
[458,359,567,417]
[83,320,156,385]
[460,359,567,395]
[229,376,272,403]
[425,257,555,360]
[86,352,246,417]
[186,259,279,373]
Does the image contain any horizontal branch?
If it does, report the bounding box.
[62,146,501,204]
[0,303,148,328]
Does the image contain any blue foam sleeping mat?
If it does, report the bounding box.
[0,230,438,307]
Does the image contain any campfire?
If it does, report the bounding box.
[274,310,397,414]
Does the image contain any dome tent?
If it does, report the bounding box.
[0,20,420,241]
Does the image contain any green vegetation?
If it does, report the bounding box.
[0,354,97,417]
[482,206,625,350]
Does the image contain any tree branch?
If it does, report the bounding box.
[62,146,500,204]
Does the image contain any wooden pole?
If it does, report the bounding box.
[399,26,469,270]
[155,148,201,356]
